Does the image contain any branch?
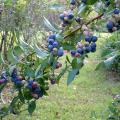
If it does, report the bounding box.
[64,13,104,39]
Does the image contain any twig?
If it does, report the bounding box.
[64,13,104,39]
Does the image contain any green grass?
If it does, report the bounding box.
[4,36,120,120]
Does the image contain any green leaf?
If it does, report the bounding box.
[35,65,43,79]
[95,62,106,71]
[78,4,86,15]
[86,0,98,5]
[104,55,116,69]
[56,63,68,83]
[28,101,36,115]
[7,48,18,64]
[14,46,24,57]
[18,90,25,103]
[0,84,6,93]
[66,55,71,64]
[0,53,5,64]
[72,58,78,69]
[43,17,58,32]
[67,69,79,85]
[34,44,48,58]
[24,66,35,78]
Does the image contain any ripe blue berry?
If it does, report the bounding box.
[71,50,76,56]
[77,48,84,54]
[48,34,56,40]
[48,45,53,51]
[15,81,22,86]
[75,17,81,23]
[59,14,65,20]
[53,41,59,47]
[85,36,91,43]
[51,79,56,85]
[48,39,54,45]
[91,42,96,49]
[85,46,91,53]
[57,47,64,57]
[67,13,74,19]
[70,0,76,5]
[91,47,96,52]
[113,8,120,14]
[91,36,97,42]
[106,21,114,30]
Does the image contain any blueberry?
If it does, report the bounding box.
[75,17,81,23]
[48,39,54,45]
[63,20,70,25]
[38,91,44,97]
[28,80,34,85]
[67,13,74,19]
[77,48,84,54]
[106,21,114,30]
[50,79,56,85]
[48,34,56,40]
[71,50,76,56]
[15,81,22,86]
[53,41,59,47]
[85,46,91,53]
[27,84,32,89]
[85,36,91,43]
[59,14,65,20]
[113,8,120,14]
[90,42,96,49]
[57,47,64,57]
[11,69,17,79]
[34,87,41,94]
[70,0,76,5]
[91,36,97,42]
[48,45,53,51]
[91,47,96,52]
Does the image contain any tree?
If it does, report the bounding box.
[0,0,119,118]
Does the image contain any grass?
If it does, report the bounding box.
[3,36,120,120]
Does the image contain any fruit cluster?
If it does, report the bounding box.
[71,26,98,57]
[59,11,74,27]
[106,8,120,32]
[11,69,25,86]
[27,80,43,99]
[47,33,64,57]
[0,72,7,85]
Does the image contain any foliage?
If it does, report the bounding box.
[96,32,120,75]
[0,0,119,118]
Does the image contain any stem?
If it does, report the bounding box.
[64,13,104,39]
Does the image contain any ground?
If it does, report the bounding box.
[3,36,120,120]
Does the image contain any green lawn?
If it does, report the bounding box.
[4,37,120,120]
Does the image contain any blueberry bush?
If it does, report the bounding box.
[0,0,120,118]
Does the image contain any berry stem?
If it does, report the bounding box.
[64,13,104,39]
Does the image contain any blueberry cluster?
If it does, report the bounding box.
[71,35,97,57]
[27,80,43,99]
[0,72,7,85]
[11,69,24,86]
[59,11,74,27]
[106,8,120,32]
[47,34,64,57]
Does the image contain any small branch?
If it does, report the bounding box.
[64,13,104,39]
